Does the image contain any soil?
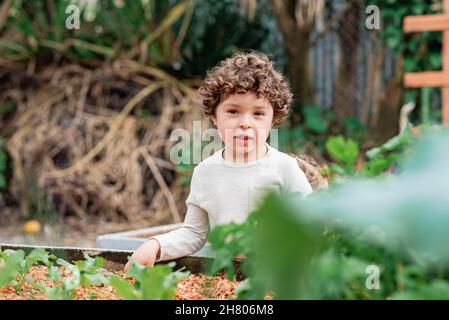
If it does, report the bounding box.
[0,265,240,300]
[0,207,243,300]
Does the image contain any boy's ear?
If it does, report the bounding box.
[211,115,217,126]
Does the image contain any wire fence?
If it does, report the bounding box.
[310,0,397,124]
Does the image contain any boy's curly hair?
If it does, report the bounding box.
[198,51,293,126]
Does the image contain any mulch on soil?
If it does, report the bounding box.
[0,265,239,300]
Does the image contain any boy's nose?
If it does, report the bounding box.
[238,114,252,128]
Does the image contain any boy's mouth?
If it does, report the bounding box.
[234,134,253,145]
[234,134,253,140]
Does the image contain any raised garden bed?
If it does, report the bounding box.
[0,266,239,300]
[96,223,215,258]
[0,243,242,300]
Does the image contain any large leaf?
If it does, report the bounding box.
[325,136,359,172]
[303,128,449,269]
[110,275,140,300]
[0,250,25,288]
[251,193,326,299]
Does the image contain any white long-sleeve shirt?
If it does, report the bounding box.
[150,142,313,262]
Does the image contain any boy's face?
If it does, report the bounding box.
[212,91,274,161]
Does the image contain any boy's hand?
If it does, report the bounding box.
[123,239,161,272]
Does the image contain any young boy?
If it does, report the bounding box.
[124,51,313,271]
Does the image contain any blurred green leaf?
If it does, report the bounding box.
[325,136,359,173]
[0,250,25,288]
[303,105,329,134]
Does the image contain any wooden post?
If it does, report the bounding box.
[403,0,449,124]
[442,0,449,124]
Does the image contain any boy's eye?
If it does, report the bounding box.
[227,109,238,114]
[255,112,265,116]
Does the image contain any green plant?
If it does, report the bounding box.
[178,0,277,77]
[1,249,194,300]
[43,253,108,300]
[325,135,360,176]
[303,104,331,135]
[208,215,257,280]
[324,125,418,179]
[43,265,79,300]
[0,248,56,292]
[361,125,416,177]
[1,0,193,66]
[209,127,449,299]
[59,253,108,287]
[278,105,334,155]
[110,261,189,300]
[0,249,25,289]
[1,0,278,78]
[365,125,415,160]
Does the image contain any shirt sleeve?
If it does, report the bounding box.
[282,157,313,198]
[149,168,210,262]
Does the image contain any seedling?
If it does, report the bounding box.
[0,248,56,292]
[43,265,79,300]
[43,253,108,300]
[110,260,189,300]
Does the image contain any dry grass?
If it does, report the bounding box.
[0,60,205,224]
